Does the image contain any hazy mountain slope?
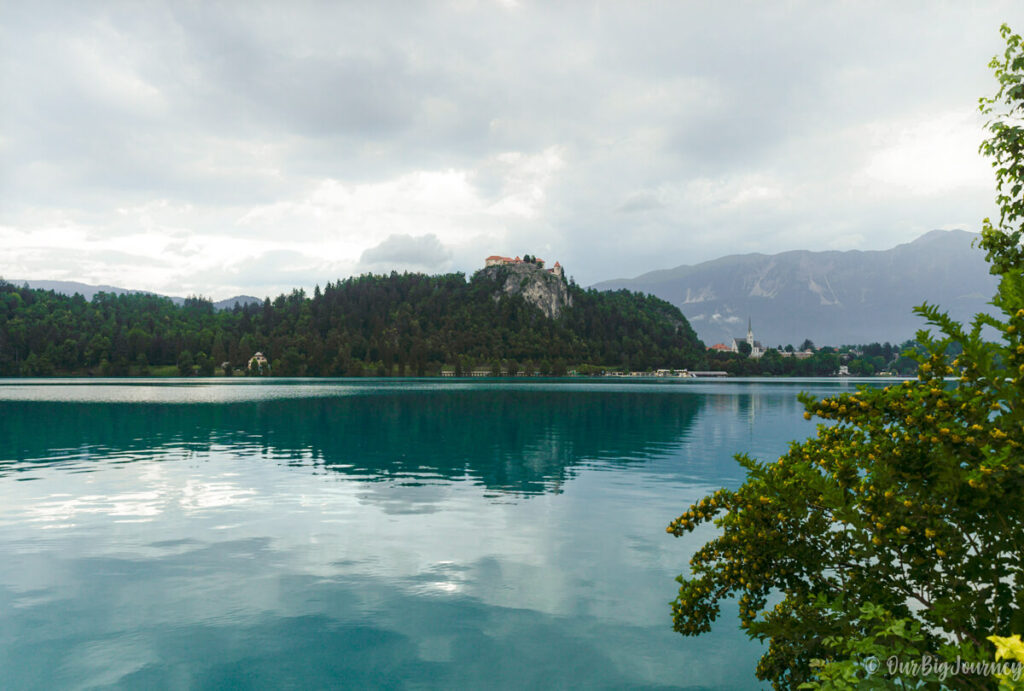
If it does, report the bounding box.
[592,230,997,346]
[5,279,261,312]
[212,295,262,310]
[6,279,144,302]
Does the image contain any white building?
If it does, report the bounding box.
[731,318,765,358]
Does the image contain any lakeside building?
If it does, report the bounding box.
[248,351,269,373]
[731,318,765,358]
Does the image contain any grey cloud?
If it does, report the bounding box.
[617,192,665,214]
[175,250,345,297]
[359,234,453,271]
[1,1,1020,294]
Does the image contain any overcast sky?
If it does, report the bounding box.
[2,1,1021,299]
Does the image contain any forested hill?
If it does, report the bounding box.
[0,269,705,377]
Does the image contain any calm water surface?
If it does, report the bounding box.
[0,378,881,690]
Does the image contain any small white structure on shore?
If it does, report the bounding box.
[248,351,269,374]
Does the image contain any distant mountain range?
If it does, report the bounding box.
[7,228,997,347]
[4,279,262,312]
[592,230,998,347]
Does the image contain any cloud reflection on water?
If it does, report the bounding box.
[0,380,858,688]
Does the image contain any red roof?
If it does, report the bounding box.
[709,343,732,351]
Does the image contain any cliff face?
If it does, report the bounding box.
[477,263,572,319]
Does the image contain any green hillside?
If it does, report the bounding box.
[0,269,706,377]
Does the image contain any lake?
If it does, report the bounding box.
[0,378,879,689]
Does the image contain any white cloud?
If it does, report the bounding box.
[682,175,788,211]
[860,110,992,195]
[359,233,454,273]
[1,147,564,296]
[0,3,1018,293]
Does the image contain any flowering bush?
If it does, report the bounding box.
[668,25,1024,689]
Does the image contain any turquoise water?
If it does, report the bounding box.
[0,378,878,689]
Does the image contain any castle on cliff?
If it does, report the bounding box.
[485,255,564,278]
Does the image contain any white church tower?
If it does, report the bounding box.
[732,317,764,358]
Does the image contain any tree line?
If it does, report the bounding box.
[0,269,708,377]
[706,341,931,377]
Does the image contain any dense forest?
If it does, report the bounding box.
[0,269,708,377]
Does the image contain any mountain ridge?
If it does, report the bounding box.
[3,279,261,312]
[592,229,997,346]
[7,229,995,347]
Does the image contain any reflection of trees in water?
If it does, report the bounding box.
[0,392,703,494]
[703,384,855,425]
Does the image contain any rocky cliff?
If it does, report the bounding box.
[476,262,572,319]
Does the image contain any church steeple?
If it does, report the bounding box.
[747,317,753,346]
